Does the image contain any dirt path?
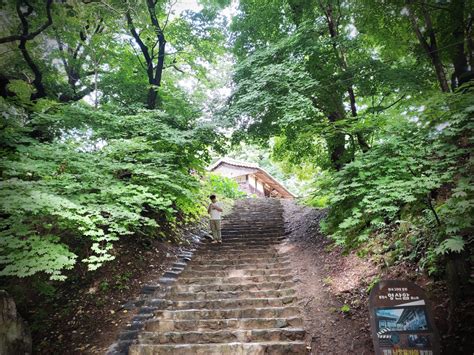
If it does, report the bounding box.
[281,200,374,354]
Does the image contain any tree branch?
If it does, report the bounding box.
[423,3,451,12]
[0,0,53,44]
[381,94,406,111]
[163,0,178,31]
[164,64,186,74]
[126,9,153,81]
[405,2,432,54]
[58,85,94,102]
[16,0,54,99]
[128,39,148,72]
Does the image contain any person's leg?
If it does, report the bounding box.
[215,220,222,242]
[210,220,218,241]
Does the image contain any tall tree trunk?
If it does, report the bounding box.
[347,86,370,152]
[127,2,166,110]
[323,2,370,153]
[147,32,166,109]
[467,14,473,69]
[449,0,473,89]
[94,62,99,109]
[327,111,347,170]
[406,0,450,92]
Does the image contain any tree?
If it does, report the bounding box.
[116,0,227,109]
[227,0,422,170]
[124,0,168,109]
[0,0,229,280]
[0,0,54,99]
[226,1,474,329]
[353,0,474,92]
[50,4,108,102]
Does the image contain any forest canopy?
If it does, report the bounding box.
[0,0,231,279]
[225,0,473,299]
[0,0,472,309]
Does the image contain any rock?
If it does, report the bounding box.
[121,300,136,310]
[0,290,32,355]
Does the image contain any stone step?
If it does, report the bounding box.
[212,235,285,242]
[224,217,282,220]
[219,236,283,241]
[189,256,289,267]
[145,316,303,332]
[186,260,291,271]
[158,306,300,321]
[222,226,283,230]
[181,267,292,278]
[223,220,284,225]
[188,256,290,266]
[167,288,296,301]
[171,281,295,294]
[138,328,305,344]
[166,296,296,310]
[196,248,283,255]
[191,251,289,260]
[176,274,293,285]
[196,247,280,254]
[222,222,283,227]
[215,241,286,249]
[129,341,307,355]
[221,230,283,235]
[191,253,289,262]
[221,233,284,238]
[223,218,282,221]
[193,251,285,259]
[221,226,284,231]
[222,233,285,241]
[208,241,285,248]
[198,245,277,253]
[229,213,283,215]
[222,224,284,228]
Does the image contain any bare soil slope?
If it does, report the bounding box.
[281,200,472,355]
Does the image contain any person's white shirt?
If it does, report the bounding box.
[209,202,222,220]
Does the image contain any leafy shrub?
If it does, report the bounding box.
[317,87,474,273]
[203,173,247,200]
[0,99,218,280]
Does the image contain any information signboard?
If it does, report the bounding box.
[368,280,440,355]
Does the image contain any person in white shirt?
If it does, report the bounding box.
[207,194,223,243]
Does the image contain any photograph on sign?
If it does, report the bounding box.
[375,306,429,332]
[408,334,431,347]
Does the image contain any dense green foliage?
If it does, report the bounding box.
[226,0,473,280]
[0,0,472,292]
[0,0,231,280]
[319,89,473,273]
[0,96,217,279]
[204,173,247,199]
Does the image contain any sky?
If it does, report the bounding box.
[173,0,203,14]
[171,0,237,117]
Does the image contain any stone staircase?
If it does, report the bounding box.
[128,198,306,354]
